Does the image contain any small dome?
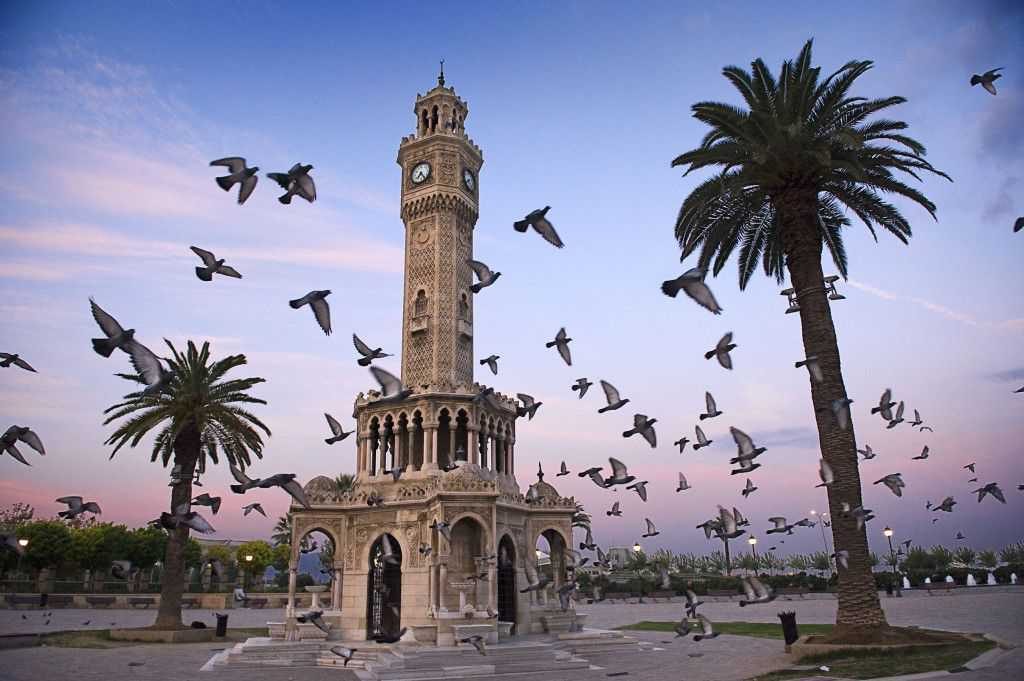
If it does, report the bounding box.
[303,475,340,503]
[529,479,560,501]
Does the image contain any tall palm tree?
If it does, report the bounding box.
[103,340,269,629]
[334,473,356,495]
[670,40,949,633]
[272,515,293,547]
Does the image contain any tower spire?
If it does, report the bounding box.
[438,59,445,86]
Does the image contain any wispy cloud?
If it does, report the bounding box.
[848,278,1024,331]
[987,366,1024,383]
[981,176,1019,222]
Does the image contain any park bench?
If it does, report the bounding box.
[247,597,269,609]
[920,582,954,595]
[44,595,73,608]
[707,589,738,598]
[776,586,809,599]
[128,597,156,609]
[5,594,42,609]
[647,590,676,602]
[85,595,116,608]
[181,597,200,608]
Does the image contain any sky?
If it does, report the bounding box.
[1,1,1022,563]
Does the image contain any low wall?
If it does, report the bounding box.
[1,592,323,610]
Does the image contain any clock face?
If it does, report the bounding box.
[462,168,475,191]
[411,162,431,184]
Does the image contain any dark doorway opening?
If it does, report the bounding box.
[366,534,402,640]
[497,534,517,632]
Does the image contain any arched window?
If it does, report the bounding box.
[430,105,438,132]
[414,289,428,316]
[459,292,469,320]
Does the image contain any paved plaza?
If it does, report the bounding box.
[0,589,1021,681]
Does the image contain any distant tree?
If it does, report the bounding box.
[17,521,72,570]
[272,515,293,547]
[810,551,832,576]
[901,546,934,574]
[762,553,785,575]
[236,540,274,585]
[869,552,880,568]
[977,550,998,570]
[184,538,203,569]
[69,523,133,572]
[953,547,976,568]
[787,554,810,572]
[999,542,1023,565]
[0,502,35,529]
[929,545,953,573]
[271,543,291,572]
[127,527,168,570]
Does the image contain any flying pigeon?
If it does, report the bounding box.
[467,259,501,292]
[795,356,823,383]
[330,646,357,667]
[729,427,765,463]
[546,327,572,366]
[955,531,967,541]
[1,426,45,466]
[352,334,391,366]
[210,157,259,204]
[832,550,849,570]
[380,533,400,566]
[857,445,877,460]
[933,496,956,513]
[627,480,649,502]
[516,393,542,420]
[674,615,691,638]
[189,246,242,282]
[623,414,657,448]
[642,517,660,537]
[607,501,622,517]
[909,410,923,427]
[963,463,976,473]
[266,163,316,204]
[886,401,905,429]
[296,609,330,634]
[369,366,413,404]
[289,290,332,335]
[693,614,720,641]
[816,459,835,487]
[661,267,723,315]
[513,206,563,248]
[597,380,629,413]
[970,68,1003,95]
[847,506,874,531]
[56,496,102,519]
[705,332,736,370]
[716,506,745,539]
[693,425,712,451]
[829,398,854,430]
[973,483,1005,504]
[0,353,36,372]
[561,378,592,402]
[123,337,173,396]
[242,502,266,517]
[767,517,796,535]
[604,457,636,487]
[430,519,451,542]
[459,634,487,655]
[158,503,216,534]
[741,478,757,497]
[674,437,690,452]
[919,426,934,432]
[739,575,775,606]
[418,543,432,557]
[676,472,691,492]
[684,589,704,618]
[89,298,136,358]
[190,493,221,515]
[699,392,722,420]
[323,413,353,444]
[520,573,551,594]
[912,446,930,461]
[1015,217,1024,234]
[228,465,311,509]
[871,388,896,420]
[477,354,500,375]
[873,473,905,497]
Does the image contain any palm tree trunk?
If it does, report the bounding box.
[779,191,887,633]
[152,424,200,629]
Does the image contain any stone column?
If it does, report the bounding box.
[428,558,436,615]
[488,561,497,611]
[424,425,438,469]
[508,439,515,476]
[494,436,503,473]
[331,562,343,612]
[469,425,480,465]
[438,562,448,612]
[286,563,298,617]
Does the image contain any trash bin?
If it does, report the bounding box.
[778,611,799,647]
[885,581,894,596]
[215,612,229,638]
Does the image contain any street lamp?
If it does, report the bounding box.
[16,538,29,579]
[883,526,900,596]
[748,536,758,572]
[810,509,833,569]
[632,542,642,553]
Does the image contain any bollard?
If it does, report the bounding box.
[778,611,799,649]
[215,612,229,637]
[885,581,894,597]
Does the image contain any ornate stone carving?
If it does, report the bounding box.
[439,153,457,185]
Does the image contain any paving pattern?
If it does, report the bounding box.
[0,588,1020,681]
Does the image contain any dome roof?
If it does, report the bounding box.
[303,475,341,503]
[529,479,560,501]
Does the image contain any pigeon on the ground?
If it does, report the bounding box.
[369,366,413,404]
[189,246,242,282]
[973,483,1005,504]
[676,473,691,492]
[89,298,136,358]
[56,496,102,519]
[467,259,501,292]
[597,380,629,413]
[190,493,221,515]
[705,332,736,370]
[963,462,976,473]
[607,501,622,516]
[546,327,572,366]
[330,646,357,667]
[556,461,570,477]
[741,478,757,497]
[886,401,905,429]
[970,68,1003,95]
[210,157,259,205]
[674,616,691,638]
[661,267,723,314]
[912,446,930,461]
[158,503,216,534]
[297,609,330,633]
[693,425,712,451]
[795,356,823,383]
[516,393,542,420]
[934,496,957,513]
[871,389,896,420]
[1,426,45,466]
[289,290,332,335]
[623,414,657,448]
[571,378,592,398]
[372,628,408,644]
[828,398,854,430]
[605,457,636,487]
[242,502,266,517]
[0,353,36,372]
[323,413,353,444]
[459,634,487,655]
[858,445,877,460]
[873,473,906,497]
[699,392,722,420]
[816,459,835,487]
[228,465,311,509]
[674,437,690,452]
[693,614,720,641]
[739,575,775,606]
[627,480,649,502]
[642,518,659,537]
[352,334,391,366]
[266,163,316,204]
[513,206,563,248]
[479,354,499,375]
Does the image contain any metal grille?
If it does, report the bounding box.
[497,561,517,632]
[366,536,403,640]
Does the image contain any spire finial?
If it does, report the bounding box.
[438,59,445,86]
[537,461,544,482]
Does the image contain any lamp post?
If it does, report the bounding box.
[810,509,832,571]
[16,538,29,581]
[883,527,900,597]
[244,554,254,589]
[748,536,758,573]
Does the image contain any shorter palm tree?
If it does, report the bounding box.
[977,550,998,570]
[334,473,356,495]
[272,515,292,547]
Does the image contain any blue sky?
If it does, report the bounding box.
[1,1,1022,561]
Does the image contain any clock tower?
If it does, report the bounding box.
[397,64,483,392]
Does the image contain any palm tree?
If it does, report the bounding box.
[669,40,949,632]
[272,515,292,547]
[334,473,356,495]
[103,340,269,629]
[977,550,998,571]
